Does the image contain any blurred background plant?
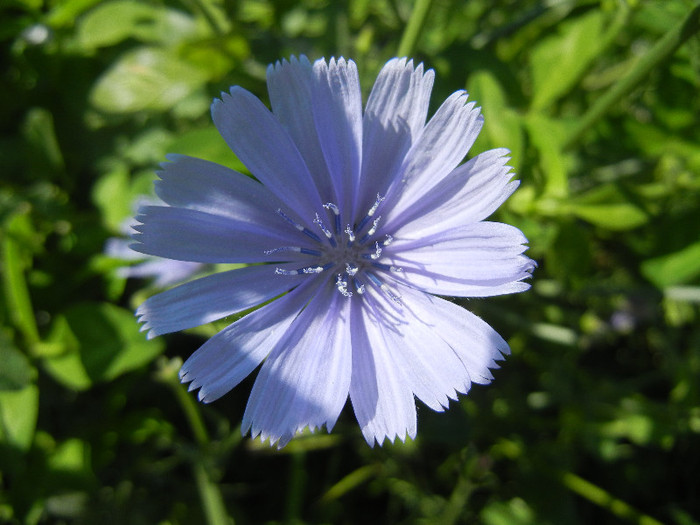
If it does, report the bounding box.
[1,0,699,523]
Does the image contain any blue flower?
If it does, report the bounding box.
[132,56,534,447]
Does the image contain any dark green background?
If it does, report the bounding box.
[1,0,699,523]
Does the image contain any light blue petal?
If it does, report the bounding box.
[387,149,518,233]
[384,91,483,220]
[267,56,335,202]
[180,279,321,403]
[389,222,534,297]
[311,57,363,223]
[155,154,291,225]
[241,282,353,446]
[349,295,417,446]
[369,289,472,411]
[402,288,511,385]
[358,58,434,217]
[132,205,312,263]
[212,86,324,219]
[137,264,305,338]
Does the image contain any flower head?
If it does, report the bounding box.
[132,56,534,447]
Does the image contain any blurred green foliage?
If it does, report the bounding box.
[1,0,699,523]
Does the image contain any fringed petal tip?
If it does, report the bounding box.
[267,54,311,75]
[363,428,416,448]
[245,423,333,449]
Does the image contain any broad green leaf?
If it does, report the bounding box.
[467,70,524,172]
[530,10,605,110]
[641,241,700,288]
[524,114,569,198]
[571,203,648,230]
[42,303,164,391]
[568,182,650,230]
[77,0,199,49]
[91,164,131,232]
[0,336,34,391]
[0,384,39,451]
[90,47,208,113]
[21,108,65,178]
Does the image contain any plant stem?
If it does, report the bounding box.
[2,215,40,349]
[166,368,232,525]
[563,3,700,150]
[560,472,664,525]
[397,0,432,57]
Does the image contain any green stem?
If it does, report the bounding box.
[2,217,40,349]
[171,378,210,447]
[563,4,700,150]
[166,369,232,525]
[396,0,432,57]
[560,472,664,525]
[193,462,232,525]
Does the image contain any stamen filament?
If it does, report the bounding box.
[323,203,342,234]
[314,213,337,247]
[264,246,322,257]
[276,208,322,243]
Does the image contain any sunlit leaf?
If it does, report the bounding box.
[641,241,700,288]
[90,47,208,113]
[41,303,164,391]
[77,0,199,49]
[468,70,524,172]
[530,10,606,110]
[0,384,39,451]
[0,337,34,391]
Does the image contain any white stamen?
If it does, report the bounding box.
[370,241,382,260]
[345,263,358,276]
[335,274,353,297]
[302,266,325,274]
[264,246,300,255]
[354,280,366,294]
[344,225,355,242]
[323,203,340,215]
[314,213,333,239]
[367,194,384,217]
[367,216,381,237]
[324,203,342,234]
[382,234,393,246]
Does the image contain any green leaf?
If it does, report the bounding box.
[90,47,208,114]
[0,384,39,451]
[21,108,65,178]
[76,0,199,49]
[524,114,569,198]
[467,70,524,172]
[568,183,650,231]
[0,336,34,391]
[530,10,605,110]
[571,203,649,231]
[42,303,164,391]
[2,212,40,346]
[641,241,700,288]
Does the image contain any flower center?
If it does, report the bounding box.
[267,195,402,302]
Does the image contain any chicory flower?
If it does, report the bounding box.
[132,56,534,447]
